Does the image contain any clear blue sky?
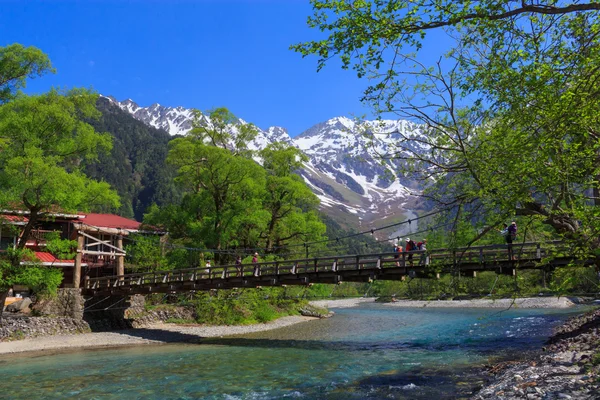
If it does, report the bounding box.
[0,0,379,136]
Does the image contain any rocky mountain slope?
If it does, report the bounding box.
[104,96,427,236]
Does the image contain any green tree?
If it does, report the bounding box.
[259,143,326,253]
[145,108,329,266]
[125,235,168,273]
[148,108,268,260]
[293,1,600,262]
[0,45,120,317]
[189,107,258,157]
[0,88,121,250]
[0,43,54,104]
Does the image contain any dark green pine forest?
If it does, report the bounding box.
[85,97,182,221]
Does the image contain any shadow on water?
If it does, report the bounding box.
[115,327,202,343]
[120,327,546,356]
[352,367,485,400]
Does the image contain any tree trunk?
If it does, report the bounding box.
[17,208,40,250]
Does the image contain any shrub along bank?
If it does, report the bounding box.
[144,284,348,326]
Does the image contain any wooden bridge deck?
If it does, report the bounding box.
[82,241,582,296]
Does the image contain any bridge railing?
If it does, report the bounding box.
[84,241,566,291]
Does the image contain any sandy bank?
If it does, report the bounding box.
[309,297,376,309]
[383,297,578,309]
[0,315,315,355]
[310,296,579,309]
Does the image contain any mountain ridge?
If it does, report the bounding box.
[103,96,425,235]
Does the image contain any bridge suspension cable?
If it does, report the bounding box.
[116,207,452,257]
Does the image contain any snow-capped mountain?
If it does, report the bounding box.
[104,96,293,151]
[105,96,426,235]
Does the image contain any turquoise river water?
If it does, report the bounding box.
[0,304,584,399]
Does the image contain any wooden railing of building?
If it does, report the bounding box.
[82,241,583,296]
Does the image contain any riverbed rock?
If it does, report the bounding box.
[129,305,196,328]
[472,307,600,400]
[0,315,90,341]
[6,297,32,313]
[299,304,334,318]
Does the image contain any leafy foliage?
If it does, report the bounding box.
[0,248,63,297]
[294,1,600,266]
[144,108,327,264]
[0,43,54,104]
[192,288,301,325]
[45,232,77,261]
[0,88,121,250]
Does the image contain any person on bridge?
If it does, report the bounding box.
[204,259,211,278]
[499,223,509,237]
[394,240,403,266]
[252,252,260,277]
[507,221,518,260]
[417,239,429,266]
[235,256,242,275]
[405,238,417,266]
[508,221,517,240]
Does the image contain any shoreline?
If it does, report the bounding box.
[383,296,579,309]
[311,296,581,309]
[472,307,600,399]
[0,296,588,357]
[0,315,316,356]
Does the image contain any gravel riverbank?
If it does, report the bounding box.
[472,307,600,399]
[384,297,578,309]
[0,315,315,355]
[310,296,578,309]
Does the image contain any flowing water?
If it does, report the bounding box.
[0,304,583,399]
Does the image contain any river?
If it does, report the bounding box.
[0,304,582,399]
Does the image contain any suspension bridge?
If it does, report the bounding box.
[82,241,585,296]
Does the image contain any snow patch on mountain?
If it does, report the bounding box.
[106,95,425,234]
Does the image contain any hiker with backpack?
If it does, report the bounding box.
[405,238,417,266]
[252,252,260,277]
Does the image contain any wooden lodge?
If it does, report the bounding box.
[0,210,155,288]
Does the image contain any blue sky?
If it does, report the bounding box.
[0,0,381,136]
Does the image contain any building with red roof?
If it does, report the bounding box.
[1,210,160,289]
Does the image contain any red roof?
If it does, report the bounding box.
[0,215,29,224]
[79,213,141,230]
[34,252,76,265]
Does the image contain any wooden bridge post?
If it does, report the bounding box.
[542,268,547,289]
[536,243,542,259]
[73,232,84,288]
[117,235,124,280]
[452,250,459,296]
